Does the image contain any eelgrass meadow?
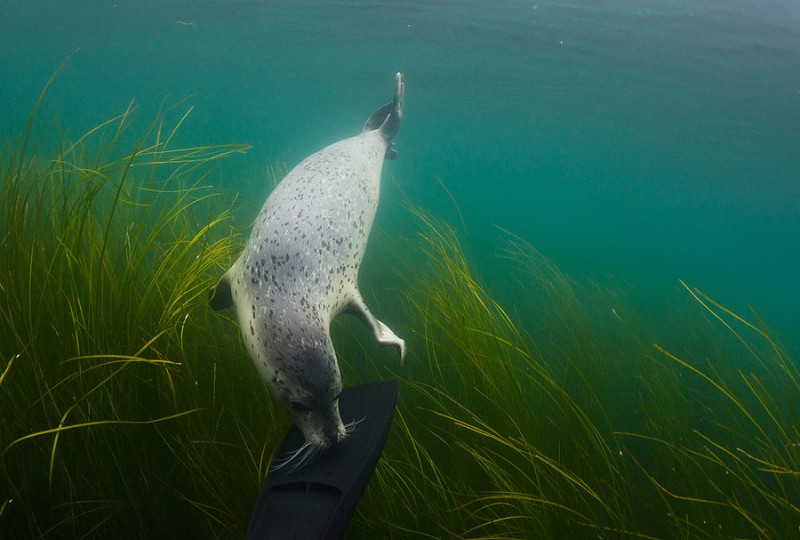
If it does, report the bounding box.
[2,83,799,539]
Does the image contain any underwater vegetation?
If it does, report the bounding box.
[0,76,267,538]
[349,217,800,539]
[1,83,799,539]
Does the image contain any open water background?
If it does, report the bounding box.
[2,0,799,345]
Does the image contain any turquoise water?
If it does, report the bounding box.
[2,0,798,342]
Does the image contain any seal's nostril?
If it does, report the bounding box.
[326,431,341,447]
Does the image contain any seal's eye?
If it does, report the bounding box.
[289,401,313,413]
[333,392,341,403]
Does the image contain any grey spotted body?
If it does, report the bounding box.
[211,73,405,449]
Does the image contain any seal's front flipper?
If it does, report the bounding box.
[209,273,233,311]
[345,294,406,364]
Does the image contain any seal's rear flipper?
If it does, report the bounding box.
[208,274,233,311]
[363,72,404,151]
[246,380,399,540]
[363,102,393,133]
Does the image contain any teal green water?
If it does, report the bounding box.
[2,0,798,343]
[2,2,800,537]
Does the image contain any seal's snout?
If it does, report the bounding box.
[291,401,347,450]
[325,430,342,448]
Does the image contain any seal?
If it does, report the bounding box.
[210,73,406,451]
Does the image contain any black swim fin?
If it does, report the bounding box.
[246,380,399,540]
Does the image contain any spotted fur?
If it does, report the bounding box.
[210,73,406,449]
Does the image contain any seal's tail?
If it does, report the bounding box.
[363,72,404,154]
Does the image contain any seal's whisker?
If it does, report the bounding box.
[270,440,314,472]
[343,416,366,440]
[269,448,301,472]
[295,443,319,470]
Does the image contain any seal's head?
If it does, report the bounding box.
[270,347,347,450]
[283,389,346,450]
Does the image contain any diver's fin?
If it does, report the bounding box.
[246,380,399,540]
[208,273,233,311]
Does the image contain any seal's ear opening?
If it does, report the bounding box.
[209,274,233,311]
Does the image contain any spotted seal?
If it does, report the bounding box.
[210,73,405,450]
